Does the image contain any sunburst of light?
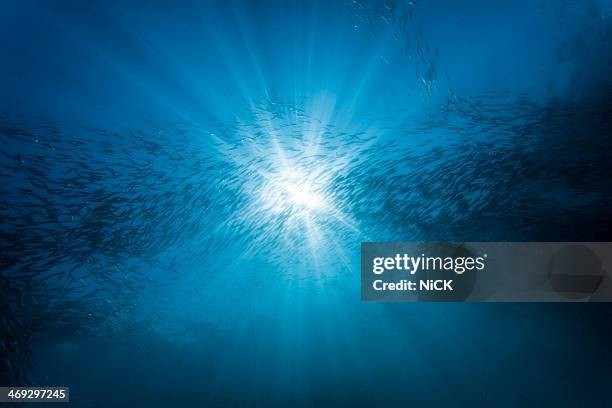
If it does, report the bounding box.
[259,167,330,219]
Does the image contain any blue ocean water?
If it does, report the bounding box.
[1,0,612,406]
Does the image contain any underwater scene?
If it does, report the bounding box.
[1,0,612,406]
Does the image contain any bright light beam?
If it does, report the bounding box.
[260,167,331,219]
